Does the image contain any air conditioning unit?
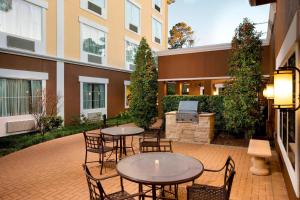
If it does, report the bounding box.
[6,120,36,134]
[88,54,102,64]
[129,24,138,33]
[155,4,160,12]
[7,35,35,52]
[88,1,102,15]
[155,37,161,44]
[87,112,102,121]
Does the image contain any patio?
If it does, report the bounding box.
[0,125,288,200]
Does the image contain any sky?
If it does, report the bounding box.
[168,0,270,46]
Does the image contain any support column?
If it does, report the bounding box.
[56,0,64,119]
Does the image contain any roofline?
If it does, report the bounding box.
[157,40,269,57]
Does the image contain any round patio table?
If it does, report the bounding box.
[101,126,144,159]
[117,152,204,200]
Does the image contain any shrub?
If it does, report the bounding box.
[40,115,63,132]
[162,95,225,132]
[129,38,158,129]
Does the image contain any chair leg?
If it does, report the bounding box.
[100,153,104,175]
[85,150,88,164]
[115,140,118,163]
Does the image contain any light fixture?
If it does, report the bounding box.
[213,90,218,96]
[186,88,189,93]
[263,84,274,99]
[273,66,299,110]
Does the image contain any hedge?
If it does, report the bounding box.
[162,95,225,132]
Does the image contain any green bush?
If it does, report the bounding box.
[40,115,63,132]
[162,95,225,132]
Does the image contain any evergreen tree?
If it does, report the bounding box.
[129,38,158,129]
[223,18,263,137]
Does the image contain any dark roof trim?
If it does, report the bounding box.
[249,0,276,6]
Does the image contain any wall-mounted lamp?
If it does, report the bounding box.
[186,88,189,93]
[263,84,274,99]
[273,66,299,110]
[213,90,218,96]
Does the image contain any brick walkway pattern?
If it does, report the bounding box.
[0,130,288,200]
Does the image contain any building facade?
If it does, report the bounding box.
[0,0,169,137]
[157,1,300,199]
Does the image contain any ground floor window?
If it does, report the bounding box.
[0,78,42,117]
[166,82,176,95]
[83,83,105,109]
[279,110,296,169]
[124,81,131,108]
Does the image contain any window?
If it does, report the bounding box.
[81,0,106,18]
[125,40,138,70]
[152,18,162,44]
[83,83,105,109]
[182,83,189,95]
[124,81,131,108]
[167,82,176,95]
[0,78,42,117]
[79,76,108,117]
[81,23,106,64]
[153,0,162,13]
[125,0,140,33]
[0,0,46,52]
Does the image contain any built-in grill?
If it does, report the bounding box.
[176,101,199,123]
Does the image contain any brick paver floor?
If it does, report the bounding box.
[0,126,288,200]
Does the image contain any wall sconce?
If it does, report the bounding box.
[186,88,189,93]
[263,84,274,99]
[213,90,218,96]
[273,66,299,110]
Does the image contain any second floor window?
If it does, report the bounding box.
[0,0,42,41]
[81,24,106,64]
[153,0,162,13]
[152,18,162,44]
[126,0,140,34]
[125,40,138,70]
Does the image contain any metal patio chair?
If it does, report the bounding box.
[83,131,115,174]
[82,164,144,200]
[187,156,236,200]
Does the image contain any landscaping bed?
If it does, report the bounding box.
[0,115,132,157]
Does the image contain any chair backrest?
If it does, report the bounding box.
[223,156,235,199]
[82,164,106,200]
[83,131,105,151]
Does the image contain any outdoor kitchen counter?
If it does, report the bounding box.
[165,111,215,144]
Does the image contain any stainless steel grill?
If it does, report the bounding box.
[176,101,199,123]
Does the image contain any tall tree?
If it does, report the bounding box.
[223,18,263,138]
[129,38,158,129]
[168,22,194,49]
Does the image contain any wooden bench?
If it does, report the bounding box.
[247,139,272,176]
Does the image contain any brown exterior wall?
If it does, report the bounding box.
[0,53,57,114]
[64,63,130,125]
[158,46,272,80]
[272,0,300,57]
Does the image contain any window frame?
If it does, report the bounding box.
[80,0,107,19]
[79,16,108,65]
[125,0,141,35]
[0,68,48,118]
[152,16,162,45]
[152,0,162,14]
[0,0,47,54]
[79,76,109,118]
[124,37,139,71]
[124,80,131,108]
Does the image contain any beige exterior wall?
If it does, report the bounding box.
[55,0,169,69]
[46,0,57,56]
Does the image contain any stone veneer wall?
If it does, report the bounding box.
[165,111,215,144]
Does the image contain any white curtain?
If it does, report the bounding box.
[0,0,42,41]
[0,79,7,117]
